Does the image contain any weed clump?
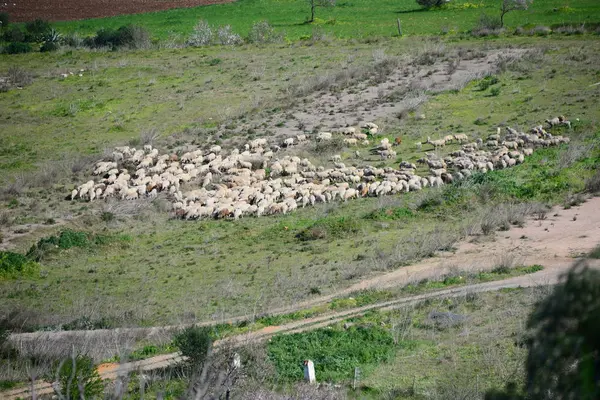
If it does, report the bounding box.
[0,251,39,278]
[268,325,395,382]
[54,355,104,400]
[248,21,282,44]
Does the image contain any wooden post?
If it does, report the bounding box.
[397,19,403,36]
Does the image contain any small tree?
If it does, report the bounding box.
[174,326,213,368]
[306,0,336,23]
[500,0,532,28]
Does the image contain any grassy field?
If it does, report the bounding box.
[47,0,600,40]
[1,37,599,330]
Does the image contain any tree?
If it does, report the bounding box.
[306,0,335,23]
[524,261,600,399]
[500,0,532,28]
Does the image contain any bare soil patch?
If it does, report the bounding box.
[0,0,235,22]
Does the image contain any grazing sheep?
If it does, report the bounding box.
[426,137,446,149]
[317,132,333,142]
[283,137,295,147]
[453,134,468,143]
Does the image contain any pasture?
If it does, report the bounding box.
[1,1,600,397]
[47,0,600,40]
[1,36,599,329]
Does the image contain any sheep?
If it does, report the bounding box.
[426,137,446,149]
[338,127,356,135]
[443,135,454,144]
[283,137,295,148]
[394,137,402,146]
[344,138,358,146]
[296,134,307,143]
[453,134,468,143]
[331,154,342,163]
[317,132,333,142]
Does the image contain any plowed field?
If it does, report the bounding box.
[0,0,235,22]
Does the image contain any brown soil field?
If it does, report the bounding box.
[0,0,235,22]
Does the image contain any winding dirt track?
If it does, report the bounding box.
[0,0,235,22]
[3,197,600,399]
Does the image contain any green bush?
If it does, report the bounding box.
[268,325,395,382]
[0,251,39,278]
[27,229,90,261]
[173,326,213,367]
[0,12,9,29]
[24,19,51,42]
[40,41,60,52]
[55,355,104,400]
[3,42,32,54]
[2,26,23,42]
[85,25,150,49]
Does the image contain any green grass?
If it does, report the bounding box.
[268,324,396,383]
[45,0,600,41]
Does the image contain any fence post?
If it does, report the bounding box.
[397,19,403,36]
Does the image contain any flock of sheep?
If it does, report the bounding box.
[70,119,571,220]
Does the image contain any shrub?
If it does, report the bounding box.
[26,229,90,261]
[24,19,51,42]
[585,169,600,193]
[116,24,151,49]
[7,66,33,87]
[0,251,39,278]
[3,42,32,54]
[40,41,60,52]
[416,0,449,8]
[173,326,213,367]
[60,33,83,48]
[268,325,395,382]
[85,25,150,49]
[2,26,23,42]
[55,355,104,400]
[490,87,501,96]
[296,216,361,241]
[248,21,282,44]
[472,13,503,37]
[216,25,242,45]
[0,12,9,29]
[589,245,600,260]
[187,20,213,46]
